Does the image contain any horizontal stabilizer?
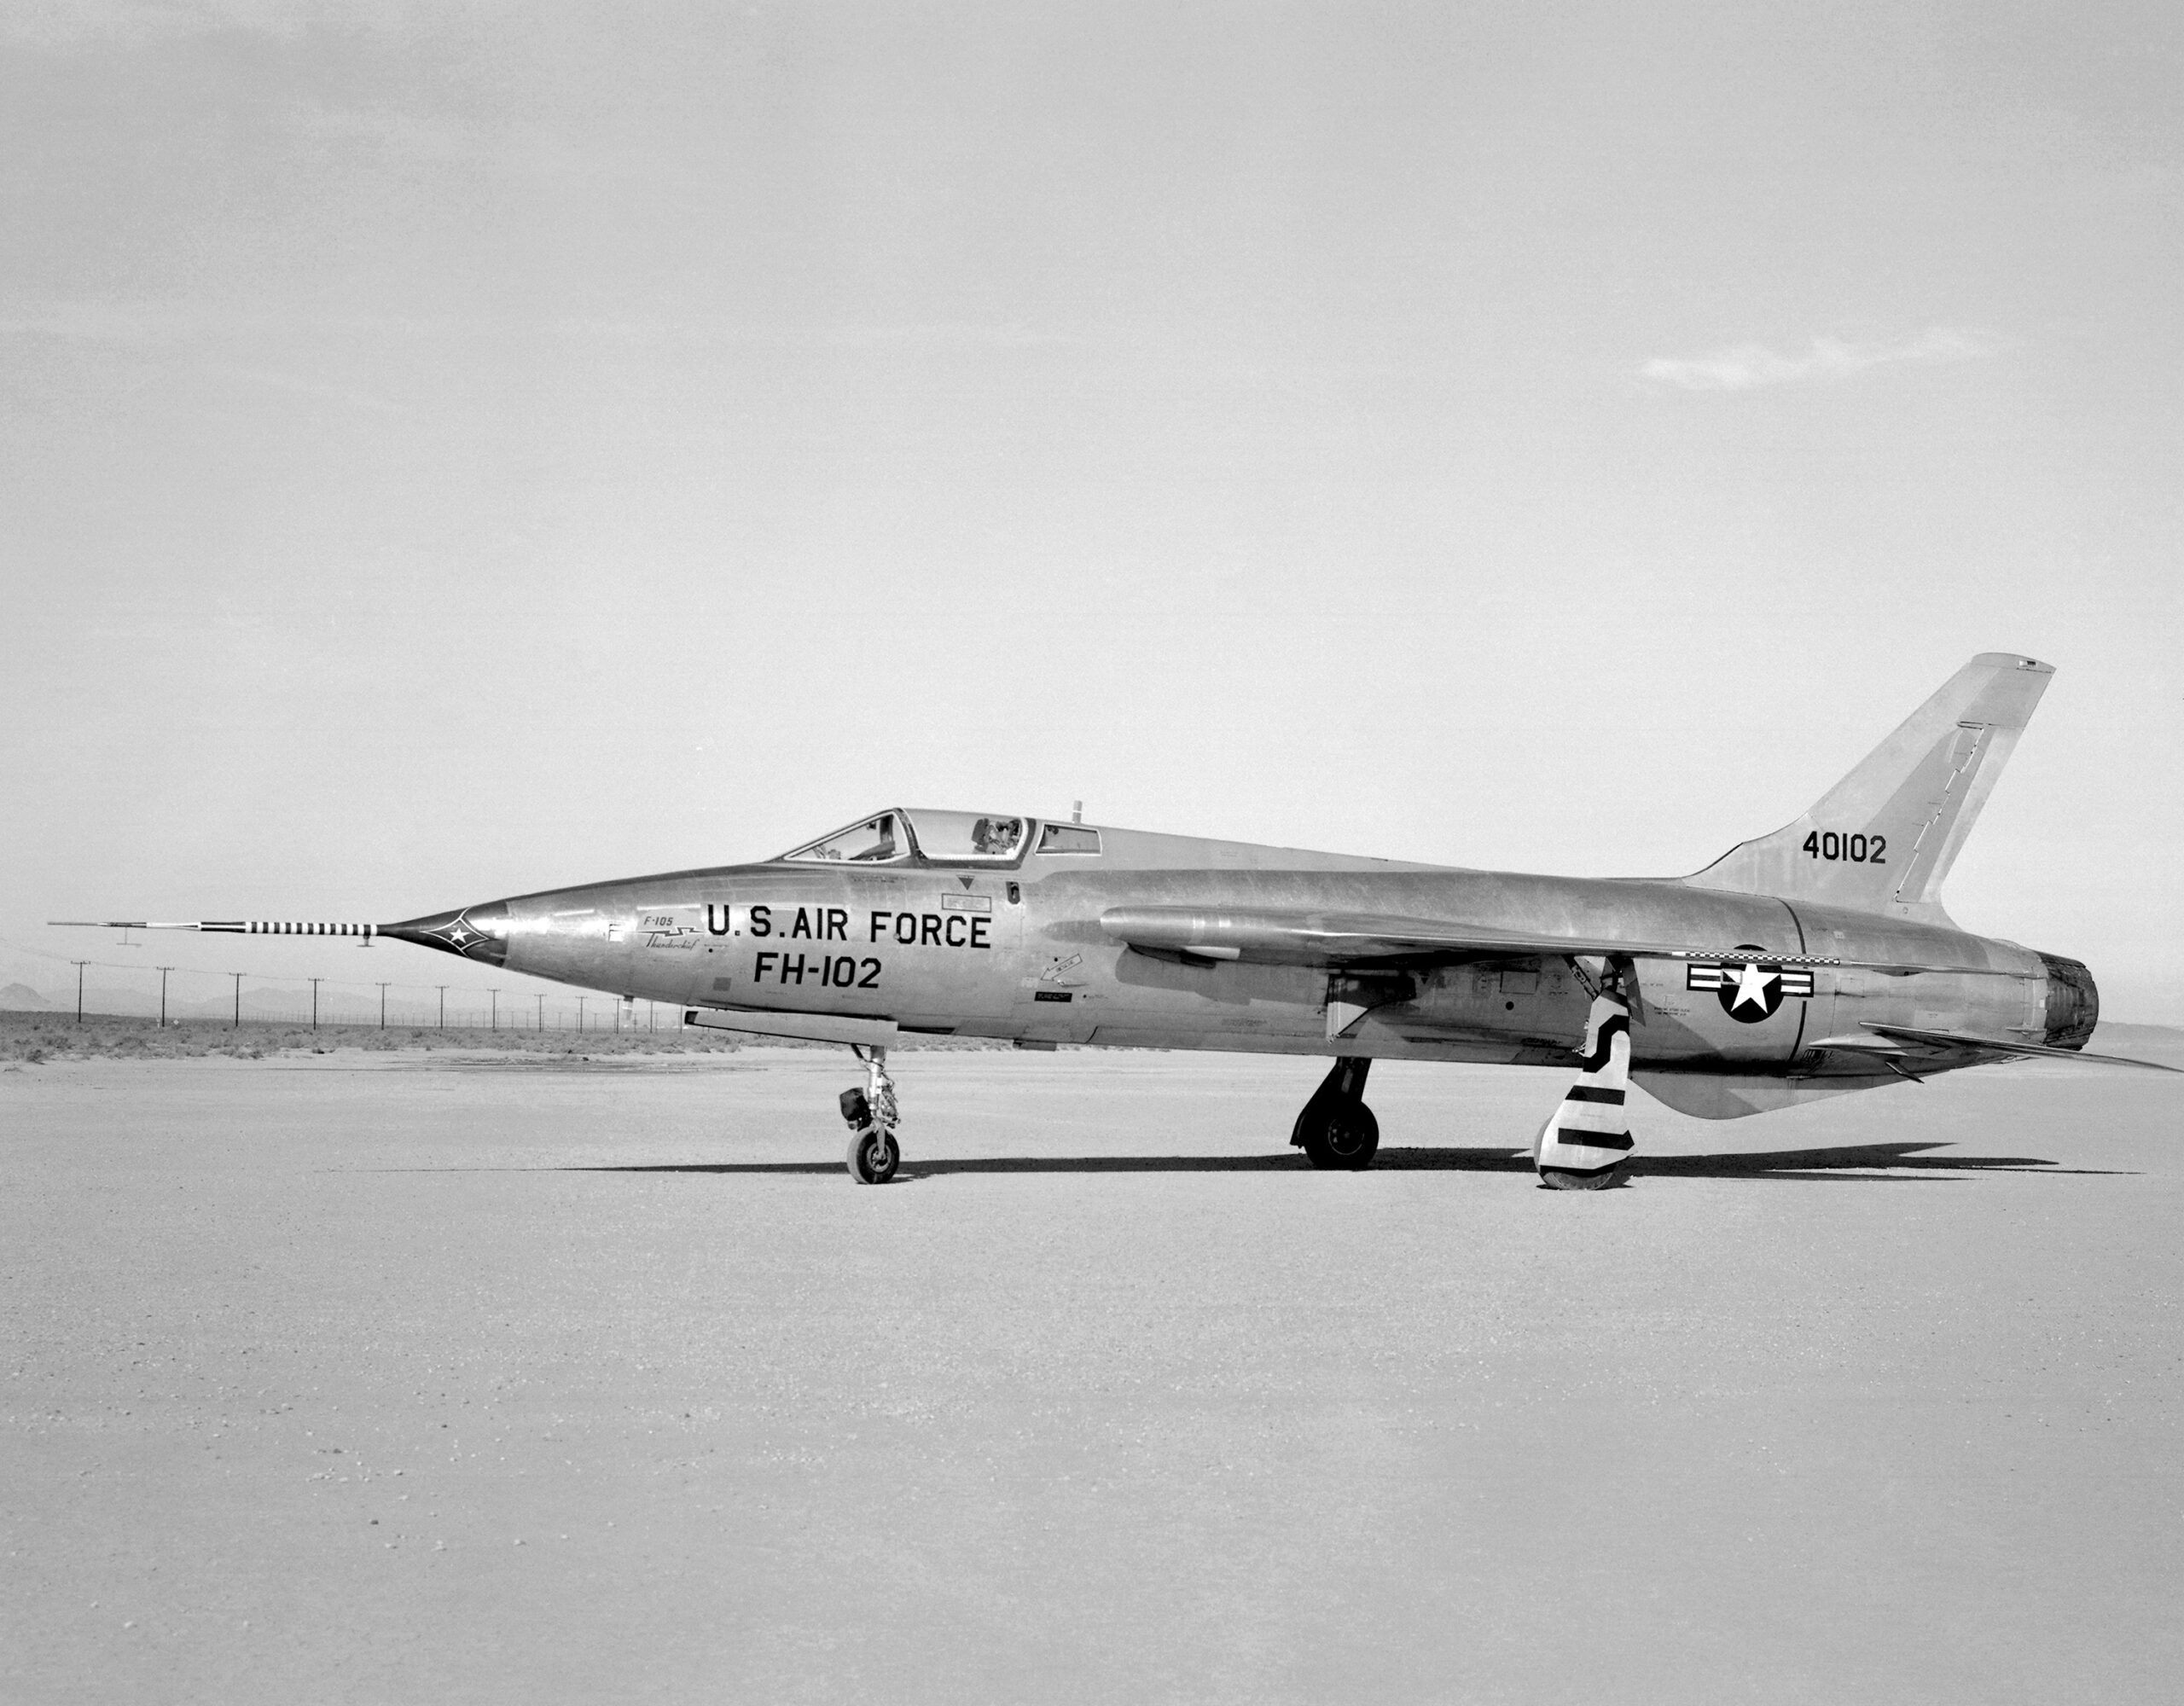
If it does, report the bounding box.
[1848,1020,2181,1072]
[1806,1022,2180,1074]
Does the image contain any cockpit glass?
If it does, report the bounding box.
[1037,822,1101,854]
[780,811,907,864]
[903,809,1027,862]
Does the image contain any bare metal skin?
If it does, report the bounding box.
[63,654,2165,1183]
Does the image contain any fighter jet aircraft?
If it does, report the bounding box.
[61,653,2172,1184]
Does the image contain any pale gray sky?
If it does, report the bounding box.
[4,2,2180,1021]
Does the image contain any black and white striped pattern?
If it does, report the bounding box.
[205,921,377,938]
[1685,962,1815,995]
[67,920,382,938]
[1533,991,1636,1188]
[1670,949,1839,967]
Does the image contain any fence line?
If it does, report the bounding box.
[0,937,671,1033]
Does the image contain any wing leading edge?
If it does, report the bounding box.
[1095,905,2009,978]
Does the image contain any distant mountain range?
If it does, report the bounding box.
[1,983,53,1010]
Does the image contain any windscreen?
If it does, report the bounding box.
[780,811,907,863]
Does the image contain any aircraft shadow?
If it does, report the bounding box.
[574,1140,2127,1183]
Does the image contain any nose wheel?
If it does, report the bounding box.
[840,1045,902,1184]
[845,1122,900,1185]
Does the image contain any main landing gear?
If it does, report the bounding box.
[1291,1056,1380,1169]
[839,1044,902,1184]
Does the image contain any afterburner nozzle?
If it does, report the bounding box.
[2036,951,2098,1050]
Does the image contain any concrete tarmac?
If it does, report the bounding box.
[4,1044,2181,1703]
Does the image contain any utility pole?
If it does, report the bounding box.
[437,985,447,1029]
[575,995,586,1031]
[230,972,243,1029]
[72,960,88,1024]
[309,978,322,1030]
[488,988,500,1030]
[535,993,545,1030]
[156,966,174,1027]
[377,982,390,1029]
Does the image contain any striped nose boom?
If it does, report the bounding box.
[48,919,379,937]
[49,908,513,967]
[202,920,378,937]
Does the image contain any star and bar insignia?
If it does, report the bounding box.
[1685,944,1815,1023]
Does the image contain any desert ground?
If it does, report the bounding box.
[4,1024,2181,1703]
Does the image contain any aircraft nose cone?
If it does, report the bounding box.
[380,901,512,966]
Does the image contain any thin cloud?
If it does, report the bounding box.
[1642,328,1996,392]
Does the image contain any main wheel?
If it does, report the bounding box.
[846,1127,900,1185]
[1301,1101,1380,1170]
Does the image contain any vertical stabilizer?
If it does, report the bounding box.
[1682,653,2053,920]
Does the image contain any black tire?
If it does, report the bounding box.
[1301,1101,1379,1170]
[846,1128,900,1184]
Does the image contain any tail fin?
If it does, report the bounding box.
[1683,653,2054,920]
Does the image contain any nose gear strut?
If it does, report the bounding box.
[840,1043,902,1183]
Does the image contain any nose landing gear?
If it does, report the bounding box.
[841,1044,902,1183]
[1291,1055,1380,1169]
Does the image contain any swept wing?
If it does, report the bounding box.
[1095,904,2005,977]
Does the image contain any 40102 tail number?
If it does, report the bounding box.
[1804,830,1885,863]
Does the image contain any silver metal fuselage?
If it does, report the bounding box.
[441,821,2060,1111]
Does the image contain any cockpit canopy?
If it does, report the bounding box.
[778,809,1029,866]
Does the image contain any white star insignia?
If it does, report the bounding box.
[1729,961,1777,1012]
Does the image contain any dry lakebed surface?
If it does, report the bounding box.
[5,1021,2181,1703]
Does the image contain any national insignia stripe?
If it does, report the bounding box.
[1686,964,1815,995]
